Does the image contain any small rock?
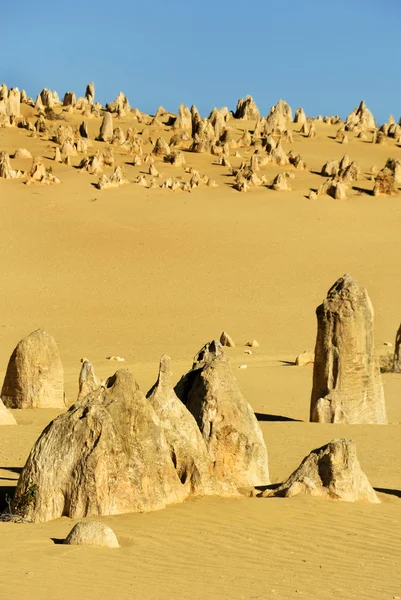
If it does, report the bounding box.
[245,340,259,348]
[105,356,125,362]
[244,349,252,355]
[64,521,119,548]
[384,342,393,347]
[239,364,248,369]
[295,351,314,366]
[220,331,235,348]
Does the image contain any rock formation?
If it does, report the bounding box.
[6,88,21,117]
[12,370,187,522]
[13,148,32,159]
[63,92,76,107]
[234,96,260,120]
[152,137,170,157]
[345,101,376,131]
[0,398,17,425]
[310,274,387,424]
[147,355,237,496]
[26,158,60,185]
[78,360,100,401]
[220,331,235,347]
[295,351,314,366]
[85,82,95,105]
[259,439,379,503]
[1,329,65,409]
[272,172,292,191]
[98,112,113,142]
[173,103,192,130]
[373,166,398,196]
[294,107,306,125]
[96,166,128,190]
[0,152,23,179]
[64,521,119,548]
[106,92,130,116]
[175,341,269,487]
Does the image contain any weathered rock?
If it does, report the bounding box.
[85,82,95,105]
[13,148,32,159]
[295,351,314,366]
[147,355,237,496]
[78,360,100,401]
[78,154,103,175]
[294,107,306,125]
[173,103,192,130]
[64,521,119,548]
[310,274,387,424]
[106,92,130,116]
[150,137,169,158]
[96,166,128,190]
[11,370,187,522]
[175,342,270,487]
[1,329,65,409]
[235,96,260,120]
[40,88,58,108]
[373,167,397,196]
[6,88,21,117]
[191,118,216,153]
[0,398,17,425]
[259,439,379,503]
[63,92,76,107]
[345,101,376,131]
[220,331,235,348]
[26,158,60,185]
[272,172,292,191]
[98,112,113,142]
[322,159,339,177]
[0,151,23,179]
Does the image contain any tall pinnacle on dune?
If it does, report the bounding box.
[310,274,387,424]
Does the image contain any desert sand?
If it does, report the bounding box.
[0,93,400,599]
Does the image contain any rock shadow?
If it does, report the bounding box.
[375,487,401,499]
[255,412,301,423]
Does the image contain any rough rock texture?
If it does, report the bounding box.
[0,398,17,425]
[175,342,269,487]
[64,521,119,548]
[260,439,379,503]
[147,355,237,496]
[96,166,128,190]
[310,274,387,424]
[106,92,130,116]
[235,96,260,120]
[294,107,306,125]
[13,148,32,159]
[85,82,95,105]
[220,331,235,348]
[152,137,170,157]
[6,88,21,117]
[26,158,60,185]
[63,92,76,107]
[1,329,65,409]
[394,324,401,373]
[345,101,376,131]
[98,112,113,142]
[173,103,192,130]
[12,370,187,522]
[295,351,314,366]
[373,167,398,196]
[78,360,100,401]
[0,151,23,179]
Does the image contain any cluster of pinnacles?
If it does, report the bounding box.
[0,273,395,523]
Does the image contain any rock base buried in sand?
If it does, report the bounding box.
[259,439,379,503]
[0,398,17,425]
[64,521,119,548]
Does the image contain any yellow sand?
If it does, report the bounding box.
[0,105,400,599]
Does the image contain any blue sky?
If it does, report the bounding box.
[2,0,400,123]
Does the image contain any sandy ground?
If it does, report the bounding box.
[0,104,400,599]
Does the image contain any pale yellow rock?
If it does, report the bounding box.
[1,329,65,409]
[259,439,380,503]
[0,398,17,425]
[64,521,119,548]
[295,351,314,366]
[310,274,387,424]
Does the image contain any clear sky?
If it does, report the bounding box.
[2,0,401,123]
